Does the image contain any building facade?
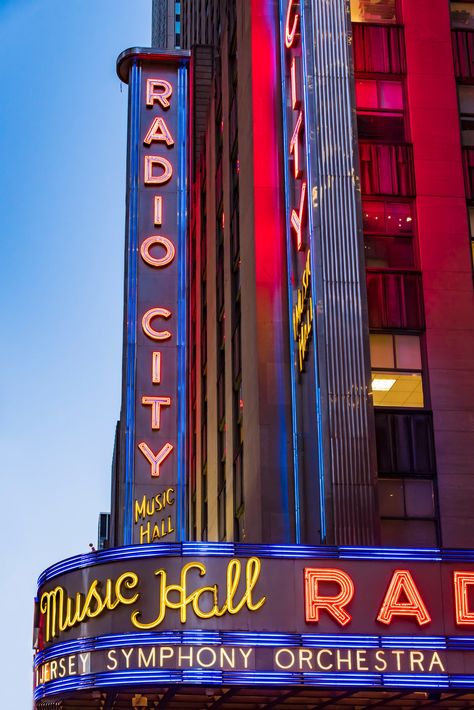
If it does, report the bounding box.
[33,1,474,707]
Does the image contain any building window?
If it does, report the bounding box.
[379,477,437,547]
[459,85,474,146]
[451,2,474,29]
[359,143,415,196]
[353,24,406,74]
[375,410,436,477]
[356,79,405,141]
[370,333,422,370]
[350,0,398,24]
[363,200,415,269]
[366,270,424,329]
[372,371,423,407]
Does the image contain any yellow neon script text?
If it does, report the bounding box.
[292,249,313,371]
[40,573,139,642]
[131,557,266,629]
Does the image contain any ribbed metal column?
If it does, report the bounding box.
[303,0,378,544]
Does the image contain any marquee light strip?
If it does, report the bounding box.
[37,543,467,587]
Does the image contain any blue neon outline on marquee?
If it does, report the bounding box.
[35,668,469,702]
[123,59,141,545]
[38,541,474,586]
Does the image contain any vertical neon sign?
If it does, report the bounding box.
[118,50,189,545]
[280,3,326,542]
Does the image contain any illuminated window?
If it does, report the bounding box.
[451,2,474,29]
[356,79,405,141]
[350,0,397,24]
[370,334,422,370]
[372,371,423,407]
[363,200,415,269]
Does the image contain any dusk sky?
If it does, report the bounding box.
[0,0,151,702]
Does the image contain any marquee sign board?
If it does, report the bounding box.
[33,543,474,701]
[117,49,189,546]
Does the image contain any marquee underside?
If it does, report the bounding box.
[35,685,474,708]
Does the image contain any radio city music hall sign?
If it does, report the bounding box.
[120,52,189,545]
[34,549,474,692]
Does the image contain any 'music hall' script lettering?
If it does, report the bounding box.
[40,557,265,642]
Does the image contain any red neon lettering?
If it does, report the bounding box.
[144,156,173,185]
[304,568,354,626]
[141,396,172,430]
[290,111,304,179]
[285,0,299,48]
[140,236,175,268]
[152,352,162,384]
[290,180,306,251]
[143,116,175,147]
[146,79,172,109]
[138,441,173,478]
[454,571,474,625]
[377,570,431,626]
[290,57,301,110]
[154,196,163,226]
[142,307,172,341]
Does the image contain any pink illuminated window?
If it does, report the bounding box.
[356,80,405,141]
[356,80,403,110]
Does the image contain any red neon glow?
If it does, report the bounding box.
[285,0,299,48]
[290,57,301,110]
[454,571,474,625]
[143,116,175,147]
[141,396,172,430]
[146,79,173,109]
[142,307,172,341]
[377,570,431,626]
[152,351,162,384]
[304,568,354,626]
[290,180,306,251]
[290,110,304,179]
[144,156,173,185]
[138,441,173,478]
[154,196,163,227]
[140,236,176,268]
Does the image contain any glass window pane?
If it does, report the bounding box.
[379,81,403,110]
[365,235,415,268]
[357,113,405,141]
[370,334,394,368]
[385,202,413,234]
[469,206,474,237]
[404,480,435,519]
[351,0,397,23]
[379,479,405,517]
[381,519,437,547]
[394,335,422,370]
[459,85,474,114]
[362,201,385,232]
[451,3,474,29]
[372,372,424,408]
[356,80,378,108]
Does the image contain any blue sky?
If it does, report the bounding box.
[0,0,151,701]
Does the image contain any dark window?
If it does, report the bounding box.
[359,143,415,196]
[352,24,406,74]
[366,270,424,329]
[459,85,474,147]
[380,519,437,546]
[452,29,474,79]
[375,410,435,477]
[463,147,474,199]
